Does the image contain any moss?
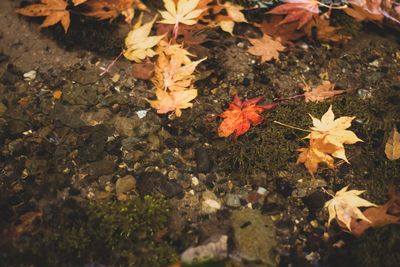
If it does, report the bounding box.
[350,225,400,267]
[1,196,178,267]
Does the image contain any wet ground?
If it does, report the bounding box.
[1,0,400,266]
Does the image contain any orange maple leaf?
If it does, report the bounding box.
[247,34,285,63]
[84,0,148,21]
[147,89,197,117]
[303,80,348,102]
[267,0,320,29]
[303,15,351,43]
[218,95,276,140]
[16,0,70,33]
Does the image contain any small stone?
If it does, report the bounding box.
[257,187,267,195]
[181,235,228,263]
[168,170,180,180]
[225,193,241,208]
[135,109,148,119]
[201,191,222,213]
[23,70,37,81]
[191,176,199,186]
[115,175,136,195]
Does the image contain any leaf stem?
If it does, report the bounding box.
[273,121,311,132]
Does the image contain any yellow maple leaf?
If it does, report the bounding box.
[159,0,205,37]
[159,0,205,26]
[297,138,337,177]
[152,52,206,92]
[303,81,347,103]
[123,14,165,62]
[305,105,362,162]
[16,0,70,33]
[217,2,248,35]
[324,185,377,231]
[247,34,285,63]
[147,89,197,117]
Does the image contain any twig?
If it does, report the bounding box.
[100,51,124,76]
[273,121,311,132]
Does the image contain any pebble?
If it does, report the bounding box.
[224,193,241,208]
[201,191,222,213]
[23,70,37,81]
[257,187,267,195]
[181,235,228,263]
[115,175,136,195]
[191,176,199,186]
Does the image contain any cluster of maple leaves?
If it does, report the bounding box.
[16,0,400,236]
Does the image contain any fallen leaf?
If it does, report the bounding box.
[344,0,384,22]
[247,34,285,63]
[16,0,70,33]
[267,0,320,29]
[303,81,347,102]
[72,0,87,5]
[258,15,305,44]
[218,95,276,140]
[324,185,377,231]
[84,0,148,21]
[306,105,362,162]
[297,138,336,176]
[123,14,165,62]
[152,50,206,92]
[131,63,155,80]
[343,184,400,236]
[303,14,351,43]
[159,0,205,33]
[215,2,248,35]
[385,127,400,160]
[147,88,198,117]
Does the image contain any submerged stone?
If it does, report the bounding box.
[231,209,277,266]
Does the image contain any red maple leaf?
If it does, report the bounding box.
[267,0,320,29]
[218,95,276,140]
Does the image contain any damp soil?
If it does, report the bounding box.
[1,0,400,266]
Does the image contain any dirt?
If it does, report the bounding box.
[1,0,400,266]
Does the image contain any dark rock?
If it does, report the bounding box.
[78,125,109,162]
[52,104,85,128]
[302,191,327,214]
[86,156,117,176]
[195,147,211,173]
[136,171,183,199]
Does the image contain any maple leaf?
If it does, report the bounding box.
[247,34,285,63]
[344,0,384,22]
[16,0,70,33]
[297,138,337,176]
[324,185,377,231]
[72,0,87,5]
[349,184,400,236]
[152,50,206,92]
[215,2,248,35]
[303,81,348,102]
[385,127,400,160]
[303,15,351,43]
[84,0,148,22]
[259,15,305,44]
[147,89,197,117]
[159,0,205,34]
[123,15,165,62]
[218,95,276,140]
[267,0,320,29]
[305,105,362,162]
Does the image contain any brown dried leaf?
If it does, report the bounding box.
[16,0,70,32]
[385,127,400,160]
[247,34,285,63]
[304,81,347,102]
[303,15,351,43]
[345,184,400,236]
